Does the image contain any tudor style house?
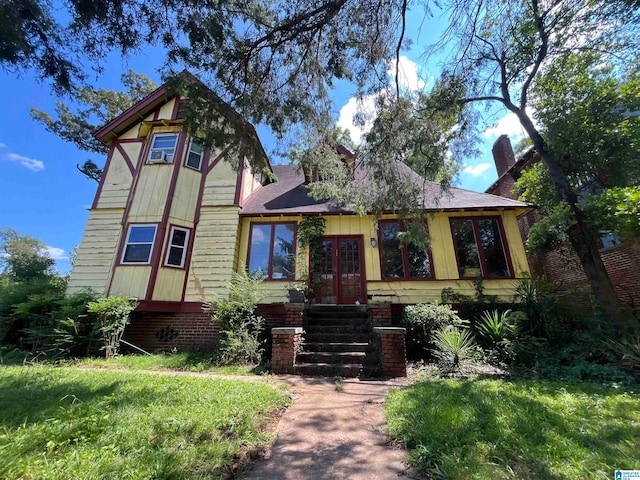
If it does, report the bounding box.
[68,77,534,356]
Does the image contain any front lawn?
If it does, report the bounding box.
[386,378,640,479]
[0,366,289,479]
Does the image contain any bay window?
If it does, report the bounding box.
[450,217,512,278]
[247,223,296,279]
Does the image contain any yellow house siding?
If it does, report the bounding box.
[96,147,136,209]
[109,266,152,299]
[202,159,239,206]
[184,206,241,301]
[67,209,124,296]
[168,166,200,223]
[153,267,186,301]
[127,163,174,221]
[157,99,177,120]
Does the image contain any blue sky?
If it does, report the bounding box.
[0,14,526,276]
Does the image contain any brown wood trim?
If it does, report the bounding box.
[135,300,204,313]
[145,131,188,301]
[171,97,184,120]
[121,134,153,225]
[114,141,136,176]
[193,147,210,226]
[233,157,247,206]
[448,215,516,280]
[152,106,160,121]
[206,145,232,175]
[377,219,436,281]
[91,142,116,210]
[94,84,171,141]
[117,138,144,144]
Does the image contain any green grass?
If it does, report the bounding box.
[73,353,255,375]
[0,365,289,479]
[386,378,640,479]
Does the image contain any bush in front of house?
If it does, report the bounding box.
[87,296,139,358]
[403,302,464,360]
[206,270,266,365]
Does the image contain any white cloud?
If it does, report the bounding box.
[462,163,492,177]
[3,152,45,172]
[387,56,426,92]
[42,246,68,261]
[483,112,526,140]
[336,94,378,145]
[0,142,6,149]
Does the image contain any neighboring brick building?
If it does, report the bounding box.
[486,135,640,314]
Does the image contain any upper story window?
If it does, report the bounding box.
[122,224,157,264]
[247,223,295,280]
[148,133,178,164]
[164,226,190,268]
[379,220,433,280]
[185,139,204,170]
[450,217,511,279]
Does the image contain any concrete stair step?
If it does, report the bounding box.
[304,333,373,343]
[303,342,369,352]
[304,325,370,334]
[297,351,366,364]
[293,363,362,377]
[306,317,369,326]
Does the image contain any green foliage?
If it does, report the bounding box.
[475,309,516,364]
[0,366,289,479]
[611,336,640,377]
[87,296,138,358]
[0,228,55,280]
[432,326,477,375]
[585,186,640,241]
[513,276,558,337]
[295,216,326,294]
[206,270,265,365]
[403,303,463,359]
[386,379,640,479]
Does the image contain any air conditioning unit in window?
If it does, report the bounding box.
[149,151,173,164]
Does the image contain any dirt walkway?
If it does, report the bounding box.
[243,375,412,480]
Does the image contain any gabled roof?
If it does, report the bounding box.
[241,164,534,216]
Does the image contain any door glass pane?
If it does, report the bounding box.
[272,224,295,279]
[314,240,335,303]
[340,240,361,300]
[380,222,405,278]
[451,220,481,277]
[478,219,510,277]
[249,224,271,277]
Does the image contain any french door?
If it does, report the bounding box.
[312,236,366,304]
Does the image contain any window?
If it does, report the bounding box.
[147,133,178,163]
[379,220,433,280]
[247,223,295,280]
[185,139,204,170]
[164,226,190,268]
[122,225,157,264]
[450,217,511,278]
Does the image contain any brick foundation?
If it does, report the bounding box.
[271,327,303,374]
[123,310,218,353]
[369,303,393,327]
[374,327,407,377]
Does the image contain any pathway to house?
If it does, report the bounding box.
[243,375,415,480]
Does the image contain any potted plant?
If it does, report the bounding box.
[286,280,309,303]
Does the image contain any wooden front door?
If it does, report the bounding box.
[313,236,366,304]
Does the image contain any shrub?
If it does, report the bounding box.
[87,296,138,358]
[403,303,463,359]
[475,309,516,365]
[205,270,265,365]
[433,326,477,374]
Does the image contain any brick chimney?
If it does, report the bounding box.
[492,134,516,178]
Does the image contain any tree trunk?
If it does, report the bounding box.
[516,112,624,325]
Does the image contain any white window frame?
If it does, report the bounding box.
[185,138,204,170]
[164,226,190,268]
[121,224,158,265]
[147,133,178,164]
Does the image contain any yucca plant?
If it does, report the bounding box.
[610,336,640,376]
[476,309,514,348]
[433,326,477,374]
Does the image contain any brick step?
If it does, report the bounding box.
[304,333,373,343]
[293,363,362,377]
[308,305,368,313]
[307,312,369,321]
[304,325,371,335]
[297,351,366,364]
[306,317,369,326]
[303,342,369,352]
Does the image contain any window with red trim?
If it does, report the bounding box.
[379,220,433,280]
[164,226,190,268]
[450,217,511,278]
[248,223,295,280]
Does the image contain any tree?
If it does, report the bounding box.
[30,70,157,181]
[0,228,55,281]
